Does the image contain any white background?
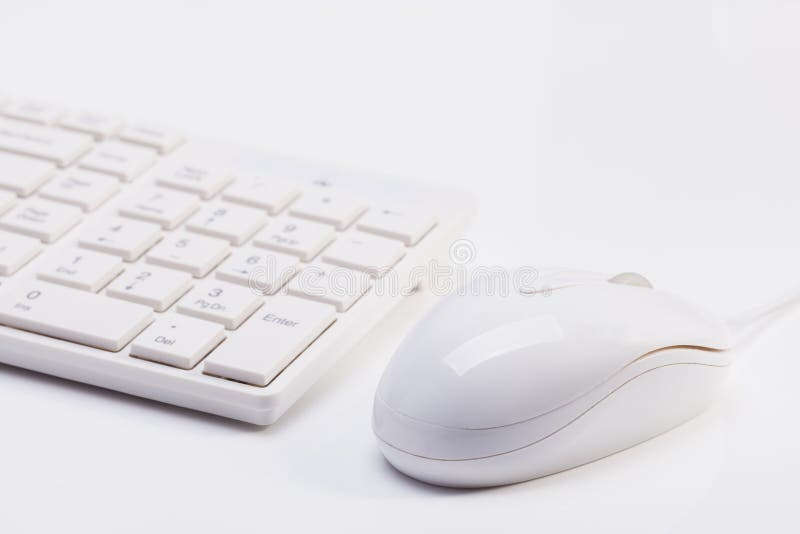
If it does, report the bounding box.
[1,1,799,532]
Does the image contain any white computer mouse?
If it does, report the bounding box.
[372,272,734,488]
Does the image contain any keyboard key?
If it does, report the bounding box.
[322,233,405,276]
[39,168,120,212]
[0,199,81,243]
[119,187,200,229]
[2,101,63,125]
[216,247,299,294]
[155,162,233,199]
[222,175,300,214]
[106,265,192,312]
[0,191,15,215]
[176,280,262,329]
[0,152,55,196]
[146,232,230,277]
[253,216,335,261]
[58,112,124,140]
[79,217,162,261]
[0,280,153,352]
[37,248,123,292]
[203,296,336,386]
[119,124,184,154]
[131,315,225,369]
[185,202,267,245]
[0,117,93,166]
[79,140,157,181]
[289,191,368,230]
[0,231,42,276]
[357,207,436,246]
[287,263,371,312]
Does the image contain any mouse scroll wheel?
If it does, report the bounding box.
[607,272,654,289]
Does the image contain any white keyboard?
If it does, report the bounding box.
[0,97,473,424]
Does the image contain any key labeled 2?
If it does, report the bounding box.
[106,265,192,312]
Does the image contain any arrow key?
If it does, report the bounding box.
[79,216,162,261]
[106,265,192,312]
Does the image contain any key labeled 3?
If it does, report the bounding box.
[176,280,262,329]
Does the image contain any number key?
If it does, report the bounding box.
[216,247,300,294]
[146,232,230,278]
[79,216,162,261]
[176,280,263,329]
[253,216,335,261]
[185,202,267,245]
[106,265,192,312]
[37,248,124,292]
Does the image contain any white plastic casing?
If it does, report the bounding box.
[373,282,734,487]
[0,138,475,425]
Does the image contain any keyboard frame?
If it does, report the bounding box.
[0,137,474,425]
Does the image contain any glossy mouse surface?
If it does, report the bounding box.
[373,273,734,487]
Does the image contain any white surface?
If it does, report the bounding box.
[0,1,798,532]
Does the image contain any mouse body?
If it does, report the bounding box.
[373,274,734,487]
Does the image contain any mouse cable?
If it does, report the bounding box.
[725,285,800,347]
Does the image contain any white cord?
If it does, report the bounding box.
[725,285,800,347]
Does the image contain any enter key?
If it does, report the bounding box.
[203,296,336,386]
